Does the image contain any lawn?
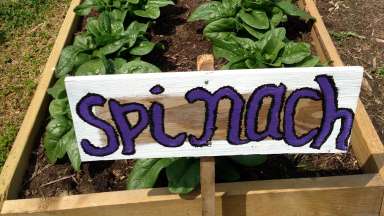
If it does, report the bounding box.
[0,0,70,170]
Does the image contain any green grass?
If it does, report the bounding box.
[0,0,69,171]
[0,0,56,42]
[0,124,17,168]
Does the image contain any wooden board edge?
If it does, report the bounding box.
[301,0,384,178]
[0,0,82,206]
[1,174,383,215]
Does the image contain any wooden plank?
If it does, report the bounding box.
[1,174,383,216]
[301,0,384,178]
[197,55,216,216]
[0,0,82,206]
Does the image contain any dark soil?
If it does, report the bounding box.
[21,0,362,199]
[317,0,384,140]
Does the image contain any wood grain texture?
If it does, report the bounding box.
[197,54,216,216]
[0,0,81,207]
[66,66,362,161]
[1,174,383,216]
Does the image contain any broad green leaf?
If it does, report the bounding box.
[212,45,239,62]
[281,42,311,64]
[241,23,264,40]
[166,158,200,194]
[64,129,81,171]
[112,58,127,73]
[270,7,288,27]
[275,0,314,21]
[75,58,109,76]
[110,9,127,34]
[74,0,97,16]
[127,158,179,189]
[216,158,240,182]
[46,116,71,138]
[74,53,92,68]
[229,155,267,167]
[188,2,230,22]
[222,0,241,11]
[49,99,69,117]
[242,0,272,9]
[245,58,266,68]
[124,21,149,47]
[147,0,174,8]
[238,9,269,30]
[203,18,238,35]
[134,6,161,19]
[129,41,156,56]
[47,77,66,99]
[96,39,126,56]
[120,60,161,74]
[73,33,96,50]
[44,133,66,163]
[293,55,320,67]
[55,46,81,78]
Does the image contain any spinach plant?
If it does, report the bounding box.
[44,9,160,171]
[127,155,267,194]
[75,0,174,19]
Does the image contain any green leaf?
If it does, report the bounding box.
[147,0,174,8]
[275,0,314,21]
[75,58,109,76]
[188,2,229,22]
[216,158,240,182]
[129,41,156,56]
[64,129,81,171]
[166,158,200,194]
[281,42,311,64]
[46,116,72,138]
[222,0,241,11]
[96,39,127,56]
[238,9,269,30]
[124,21,149,48]
[229,155,267,167]
[127,158,179,189]
[73,33,96,50]
[203,18,238,35]
[74,53,92,68]
[112,58,127,73]
[119,60,161,74]
[293,55,320,67]
[47,77,66,99]
[74,0,97,16]
[49,99,69,117]
[55,46,81,78]
[241,23,264,40]
[44,132,66,163]
[270,7,288,27]
[134,6,161,19]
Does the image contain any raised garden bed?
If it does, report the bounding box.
[1,0,384,215]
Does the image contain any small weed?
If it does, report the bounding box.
[377,67,384,77]
[330,31,366,43]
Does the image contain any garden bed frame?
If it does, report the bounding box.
[1,0,384,215]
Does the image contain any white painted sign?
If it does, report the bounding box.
[65,67,363,162]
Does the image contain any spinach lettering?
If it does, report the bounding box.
[76,74,354,157]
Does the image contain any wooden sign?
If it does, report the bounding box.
[65,66,363,161]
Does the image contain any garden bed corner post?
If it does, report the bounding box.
[197,54,216,216]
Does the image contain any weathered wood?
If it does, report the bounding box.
[197,55,216,216]
[1,174,383,216]
[0,0,82,207]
